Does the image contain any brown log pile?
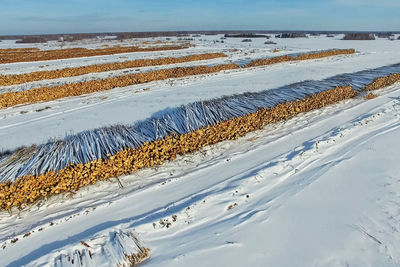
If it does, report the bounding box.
[0,48,40,54]
[0,45,189,64]
[0,53,227,86]
[0,64,239,109]
[364,93,378,100]
[244,49,355,68]
[0,49,356,109]
[4,68,400,211]
[0,85,358,210]
[363,73,400,91]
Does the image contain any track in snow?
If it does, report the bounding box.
[1,83,400,266]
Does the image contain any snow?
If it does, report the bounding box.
[0,34,400,266]
[1,36,400,151]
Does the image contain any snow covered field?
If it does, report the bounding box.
[1,34,400,266]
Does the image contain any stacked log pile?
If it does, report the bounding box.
[0,64,239,109]
[0,49,356,109]
[0,45,189,64]
[244,49,355,67]
[0,85,358,210]
[364,73,400,91]
[0,53,227,86]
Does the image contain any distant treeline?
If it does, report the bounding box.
[224,33,270,38]
[275,33,308,38]
[1,30,398,43]
[342,33,376,40]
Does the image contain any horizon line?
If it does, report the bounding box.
[1,29,400,37]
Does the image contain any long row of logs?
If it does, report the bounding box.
[0,85,358,210]
[0,45,189,64]
[0,64,239,109]
[1,69,399,211]
[0,53,227,86]
[0,48,40,54]
[244,49,355,67]
[0,49,356,109]
[0,49,355,87]
[364,73,400,91]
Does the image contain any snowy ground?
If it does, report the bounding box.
[0,34,400,266]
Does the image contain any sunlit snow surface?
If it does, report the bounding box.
[1,34,400,266]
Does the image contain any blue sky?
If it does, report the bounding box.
[0,0,399,35]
